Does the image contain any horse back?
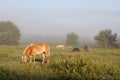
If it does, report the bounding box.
[30,43,50,55]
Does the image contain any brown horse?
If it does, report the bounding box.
[21,43,50,64]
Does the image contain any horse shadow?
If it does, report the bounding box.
[34,58,42,62]
[32,58,47,63]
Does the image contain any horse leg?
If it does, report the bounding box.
[42,53,45,64]
[33,55,36,63]
[45,54,50,63]
[29,55,32,63]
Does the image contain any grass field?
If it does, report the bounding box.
[0,45,120,80]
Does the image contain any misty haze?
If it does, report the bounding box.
[0,0,120,43]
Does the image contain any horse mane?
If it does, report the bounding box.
[23,44,34,56]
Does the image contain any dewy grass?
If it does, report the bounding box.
[50,54,120,79]
[0,45,120,80]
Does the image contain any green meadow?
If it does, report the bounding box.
[0,45,120,80]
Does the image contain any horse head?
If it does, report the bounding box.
[21,55,27,63]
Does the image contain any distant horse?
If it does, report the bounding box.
[72,48,80,52]
[84,45,91,52]
[21,43,50,64]
[66,45,72,49]
[56,45,65,49]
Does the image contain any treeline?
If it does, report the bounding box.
[0,20,119,48]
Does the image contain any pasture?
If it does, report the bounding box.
[0,45,120,80]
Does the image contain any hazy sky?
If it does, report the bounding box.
[0,0,120,39]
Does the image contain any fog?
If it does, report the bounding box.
[0,0,120,43]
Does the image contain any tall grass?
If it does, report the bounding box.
[0,45,120,80]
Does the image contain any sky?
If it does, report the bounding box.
[0,0,120,41]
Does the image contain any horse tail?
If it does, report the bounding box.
[46,45,50,63]
[48,46,50,60]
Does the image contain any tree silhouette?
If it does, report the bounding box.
[0,21,21,45]
[66,32,79,47]
[94,29,117,48]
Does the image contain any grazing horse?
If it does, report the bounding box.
[66,45,72,49]
[84,45,91,52]
[72,48,80,52]
[56,45,65,49]
[21,43,50,64]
